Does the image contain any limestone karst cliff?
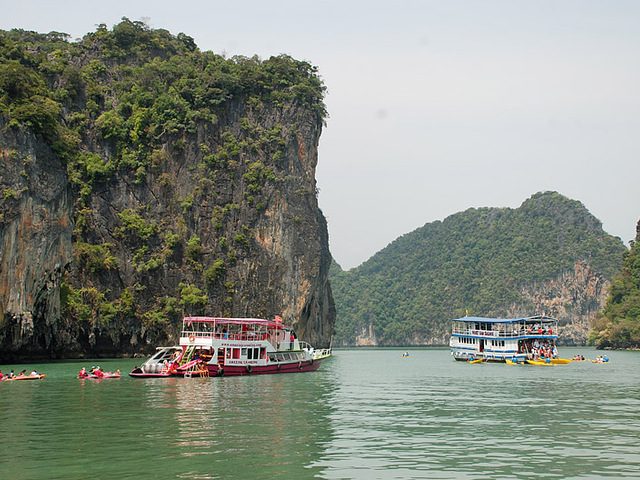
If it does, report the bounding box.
[0,21,335,360]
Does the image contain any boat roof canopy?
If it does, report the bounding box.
[183,316,288,328]
[452,315,557,324]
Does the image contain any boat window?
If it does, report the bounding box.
[241,348,247,356]
[247,348,253,360]
[232,348,240,359]
[254,348,260,359]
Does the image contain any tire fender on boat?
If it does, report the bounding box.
[246,365,253,374]
[298,361,303,369]
[188,334,195,343]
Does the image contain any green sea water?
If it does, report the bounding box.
[1,347,639,479]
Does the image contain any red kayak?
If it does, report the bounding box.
[78,372,121,379]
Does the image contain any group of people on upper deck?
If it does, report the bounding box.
[525,323,554,335]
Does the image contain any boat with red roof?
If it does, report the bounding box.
[129,316,331,378]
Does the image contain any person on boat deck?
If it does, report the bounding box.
[290,331,296,350]
[222,328,229,339]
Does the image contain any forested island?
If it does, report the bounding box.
[0,19,335,361]
[331,192,631,347]
[589,220,640,349]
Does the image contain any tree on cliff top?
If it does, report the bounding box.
[590,220,640,349]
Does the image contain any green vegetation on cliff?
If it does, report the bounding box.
[331,192,625,346]
[0,19,333,358]
[589,221,640,349]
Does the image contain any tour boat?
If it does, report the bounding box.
[130,316,331,378]
[450,315,569,363]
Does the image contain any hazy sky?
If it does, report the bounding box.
[3,0,639,269]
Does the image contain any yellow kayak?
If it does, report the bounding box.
[468,359,484,364]
[549,358,572,365]
[526,359,554,366]
[505,359,521,365]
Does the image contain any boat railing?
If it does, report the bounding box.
[180,330,273,342]
[451,327,557,337]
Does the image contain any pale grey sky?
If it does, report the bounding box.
[3,0,639,269]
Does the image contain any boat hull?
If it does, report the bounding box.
[129,358,324,378]
[129,367,173,378]
[208,358,322,377]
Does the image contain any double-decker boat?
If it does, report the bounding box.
[130,316,331,378]
[450,315,564,363]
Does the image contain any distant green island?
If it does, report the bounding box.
[331,192,638,348]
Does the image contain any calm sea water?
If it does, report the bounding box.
[1,347,639,479]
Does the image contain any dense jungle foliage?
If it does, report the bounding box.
[589,222,640,348]
[0,19,327,352]
[331,192,626,345]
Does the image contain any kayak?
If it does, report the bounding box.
[468,359,484,364]
[3,374,46,381]
[549,358,572,365]
[525,359,554,366]
[505,359,521,365]
[79,373,121,379]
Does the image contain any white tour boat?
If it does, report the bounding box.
[450,315,565,363]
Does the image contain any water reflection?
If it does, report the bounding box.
[138,370,338,479]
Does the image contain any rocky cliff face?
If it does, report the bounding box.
[0,120,73,356]
[508,260,609,345]
[0,24,334,360]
